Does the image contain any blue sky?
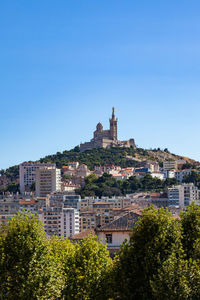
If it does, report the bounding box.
[1,0,200,169]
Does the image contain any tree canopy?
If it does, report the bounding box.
[1,205,200,299]
[77,173,178,198]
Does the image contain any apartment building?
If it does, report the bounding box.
[19,162,56,194]
[79,202,114,232]
[47,192,81,209]
[163,160,177,171]
[168,183,199,207]
[79,211,96,231]
[163,170,175,179]
[61,208,79,237]
[93,202,113,225]
[40,198,80,237]
[0,194,20,226]
[63,194,81,209]
[19,199,41,214]
[35,167,61,197]
[141,160,160,173]
[40,207,62,237]
[79,196,132,211]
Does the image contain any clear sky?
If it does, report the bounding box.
[1,0,200,169]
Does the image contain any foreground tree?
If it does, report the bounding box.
[151,252,191,300]
[151,252,200,300]
[113,207,181,300]
[62,236,113,300]
[181,203,200,260]
[0,211,63,299]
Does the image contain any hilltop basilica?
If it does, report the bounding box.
[80,108,136,152]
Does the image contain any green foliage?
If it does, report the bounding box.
[181,162,195,170]
[181,203,200,260]
[30,181,35,192]
[0,165,19,181]
[0,182,19,193]
[77,173,122,198]
[151,252,200,300]
[40,146,139,170]
[77,173,178,198]
[113,207,181,299]
[0,211,63,299]
[62,236,112,300]
[183,171,200,188]
[151,253,191,299]
[3,205,200,299]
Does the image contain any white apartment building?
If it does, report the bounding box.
[19,162,55,194]
[151,172,164,180]
[163,160,177,171]
[61,208,79,237]
[168,183,199,207]
[163,170,175,179]
[35,167,61,197]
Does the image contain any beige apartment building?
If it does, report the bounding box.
[168,183,199,207]
[19,162,56,194]
[79,202,114,232]
[35,167,61,197]
[163,160,177,171]
[79,211,96,231]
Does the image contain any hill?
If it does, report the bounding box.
[0,146,199,192]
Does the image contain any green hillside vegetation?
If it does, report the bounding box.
[40,146,142,169]
[77,173,178,198]
[2,205,200,299]
[0,146,199,193]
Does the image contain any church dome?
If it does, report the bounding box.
[96,122,103,131]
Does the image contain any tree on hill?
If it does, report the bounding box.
[0,182,19,193]
[183,171,200,188]
[77,173,178,198]
[40,147,140,170]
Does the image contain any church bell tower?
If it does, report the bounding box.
[109,107,118,141]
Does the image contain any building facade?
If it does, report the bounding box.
[19,162,56,194]
[35,167,61,197]
[163,160,177,171]
[168,183,199,207]
[61,208,79,237]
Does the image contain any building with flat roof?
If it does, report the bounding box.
[168,183,199,207]
[19,162,55,194]
[61,208,79,237]
[35,167,61,197]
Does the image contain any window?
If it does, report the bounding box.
[106,234,112,244]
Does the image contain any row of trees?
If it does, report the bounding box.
[77,173,178,197]
[1,204,200,299]
[0,211,112,299]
